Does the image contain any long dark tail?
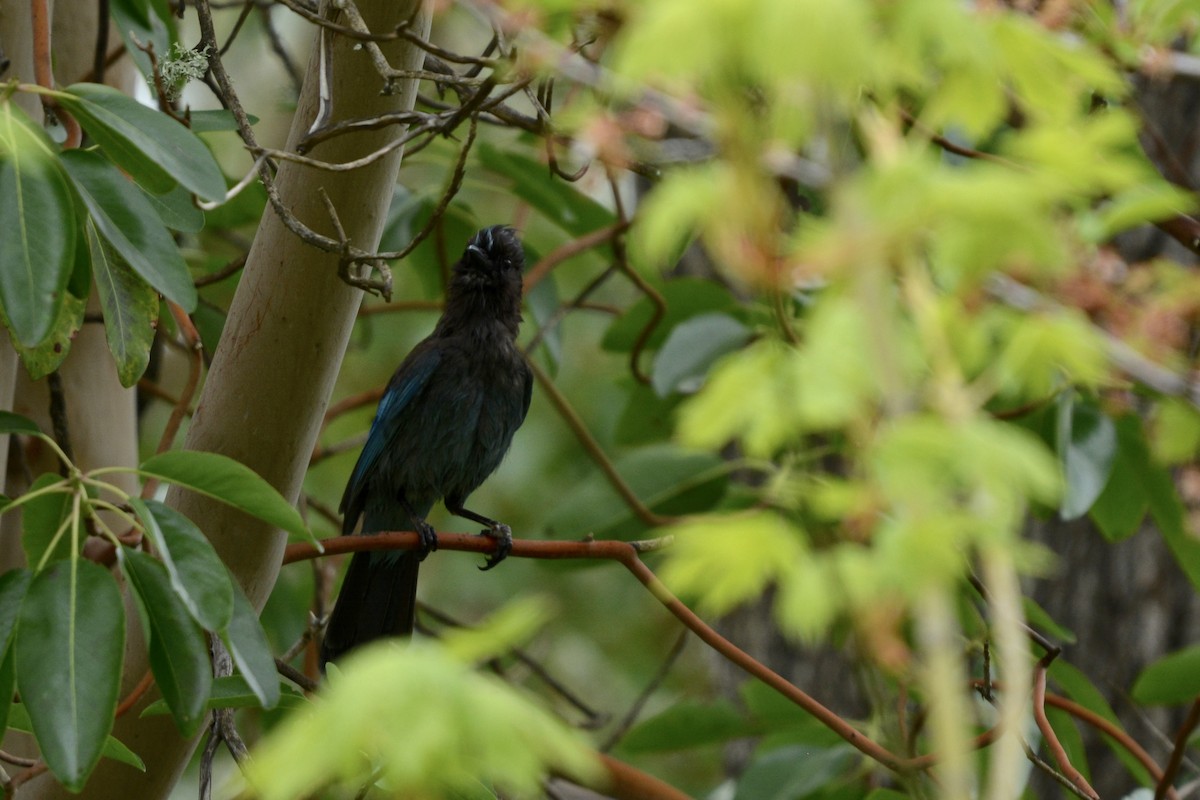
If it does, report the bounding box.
[320,551,419,669]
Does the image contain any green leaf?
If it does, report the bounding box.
[7,289,86,380]
[0,569,32,654]
[1088,417,1149,542]
[476,143,615,236]
[1049,659,1152,786]
[22,473,76,569]
[1022,596,1076,645]
[1132,644,1200,706]
[135,450,311,543]
[1045,707,1089,783]
[87,220,160,387]
[188,109,258,133]
[0,648,14,738]
[6,703,144,772]
[614,381,682,446]
[619,701,750,753]
[131,499,233,631]
[141,675,299,716]
[140,182,205,233]
[733,745,856,800]
[651,312,752,396]
[544,444,728,541]
[59,83,226,201]
[1055,393,1117,520]
[220,580,281,709]
[61,149,197,310]
[0,102,77,347]
[15,560,125,791]
[602,278,737,353]
[0,411,41,435]
[120,548,212,736]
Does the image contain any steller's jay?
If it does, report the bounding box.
[320,225,533,668]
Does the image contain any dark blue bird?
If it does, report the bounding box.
[320,225,533,667]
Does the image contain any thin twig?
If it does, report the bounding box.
[601,629,688,751]
[1157,695,1200,800]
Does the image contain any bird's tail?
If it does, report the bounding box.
[319,550,419,669]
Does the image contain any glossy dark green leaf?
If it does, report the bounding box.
[108,0,172,93]
[1132,644,1200,705]
[141,675,299,717]
[137,450,311,543]
[651,312,752,397]
[0,411,41,436]
[0,102,76,347]
[121,548,211,736]
[620,701,749,753]
[22,473,76,569]
[1055,393,1117,520]
[61,149,197,310]
[0,569,31,655]
[221,581,280,709]
[59,84,225,201]
[477,143,614,236]
[0,648,14,737]
[732,745,856,800]
[7,703,144,771]
[15,560,125,791]
[131,499,233,631]
[6,287,86,380]
[140,183,204,233]
[87,220,159,387]
[602,278,737,353]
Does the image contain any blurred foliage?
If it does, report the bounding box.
[6,0,1200,796]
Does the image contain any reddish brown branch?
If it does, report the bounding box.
[1033,658,1098,799]
[1155,695,1200,800]
[595,753,692,800]
[284,531,998,776]
[115,670,156,718]
[523,222,628,292]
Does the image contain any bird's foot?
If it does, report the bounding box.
[478,523,513,571]
[415,519,439,561]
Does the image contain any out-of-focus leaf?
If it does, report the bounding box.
[477,144,614,237]
[246,640,601,800]
[15,560,125,791]
[61,149,197,310]
[1055,392,1117,520]
[88,220,159,387]
[59,83,225,201]
[651,312,752,396]
[618,701,750,753]
[121,548,211,736]
[603,279,737,354]
[135,450,311,543]
[131,499,233,631]
[1132,645,1200,706]
[544,445,727,541]
[1151,398,1200,464]
[188,110,258,132]
[1022,596,1076,645]
[0,102,76,347]
[1089,416,1149,542]
[614,381,682,446]
[732,745,856,800]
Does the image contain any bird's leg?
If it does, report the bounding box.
[445,502,512,571]
[399,496,438,560]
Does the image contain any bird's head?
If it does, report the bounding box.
[455,225,525,290]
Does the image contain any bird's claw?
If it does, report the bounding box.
[479,523,512,571]
[415,520,439,561]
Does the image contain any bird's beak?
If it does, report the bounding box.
[467,244,487,259]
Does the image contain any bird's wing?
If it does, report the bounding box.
[339,345,442,533]
[520,359,534,421]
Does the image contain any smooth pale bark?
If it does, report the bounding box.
[22,1,430,797]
